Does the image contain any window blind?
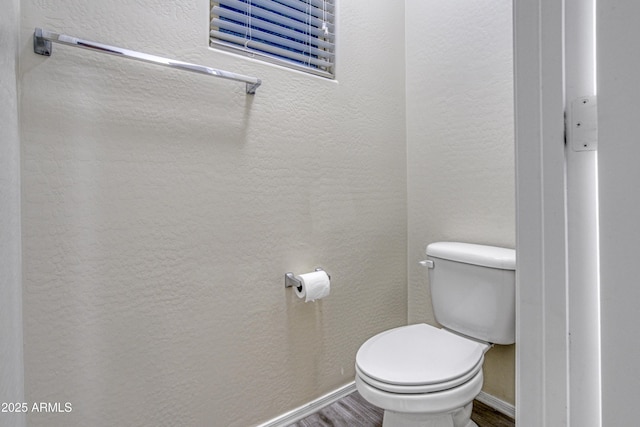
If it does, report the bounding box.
[210,0,335,78]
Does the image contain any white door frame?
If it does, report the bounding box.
[515,0,603,424]
[564,0,601,425]
[514,0,569,425]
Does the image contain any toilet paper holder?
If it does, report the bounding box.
[285,268,330,291]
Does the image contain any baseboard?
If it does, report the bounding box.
[255,382,357,427]
[255,383,513,426]
[475,391,516,419]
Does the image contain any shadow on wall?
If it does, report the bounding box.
[24,46,258,148]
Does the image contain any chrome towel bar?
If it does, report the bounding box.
[33,27,262,94]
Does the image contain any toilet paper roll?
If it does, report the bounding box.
[294,270,331,302]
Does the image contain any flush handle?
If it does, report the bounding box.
[419,259,434,268]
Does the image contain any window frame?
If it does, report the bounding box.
[209,0,336,79]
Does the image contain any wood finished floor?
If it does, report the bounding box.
[289,391,515,427]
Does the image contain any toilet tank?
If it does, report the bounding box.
[426,242,516,345]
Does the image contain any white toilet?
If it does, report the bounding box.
[355,242,516,427]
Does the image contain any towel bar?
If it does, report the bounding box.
[33,27,262,94]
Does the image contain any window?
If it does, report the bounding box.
[210,0,335,78]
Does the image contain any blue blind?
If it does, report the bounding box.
[210,0,335,78]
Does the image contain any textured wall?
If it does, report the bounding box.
[405,0,515,404]
[0,0,25,425]
[598,1,640,424]
[19,1,407,426]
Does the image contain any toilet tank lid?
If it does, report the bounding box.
[426,242,516,270]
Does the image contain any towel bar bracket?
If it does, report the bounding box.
[33,28,52,56]
[246,81,261,95]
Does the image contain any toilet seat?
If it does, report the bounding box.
[356,324,488,393]
[356,358,483,394]
[355,368,485,416]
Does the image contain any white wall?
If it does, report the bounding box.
[19,1,407,426]
[16,1,520,424]
[405,0,515,404]
[598,1,640,424]
[0,0,25,426]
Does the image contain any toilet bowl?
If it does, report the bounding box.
[354,242,516,427]
[355,323,489,427]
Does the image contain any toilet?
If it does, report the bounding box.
[355,242,516,427]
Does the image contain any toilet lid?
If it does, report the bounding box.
[356,324,488,386]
